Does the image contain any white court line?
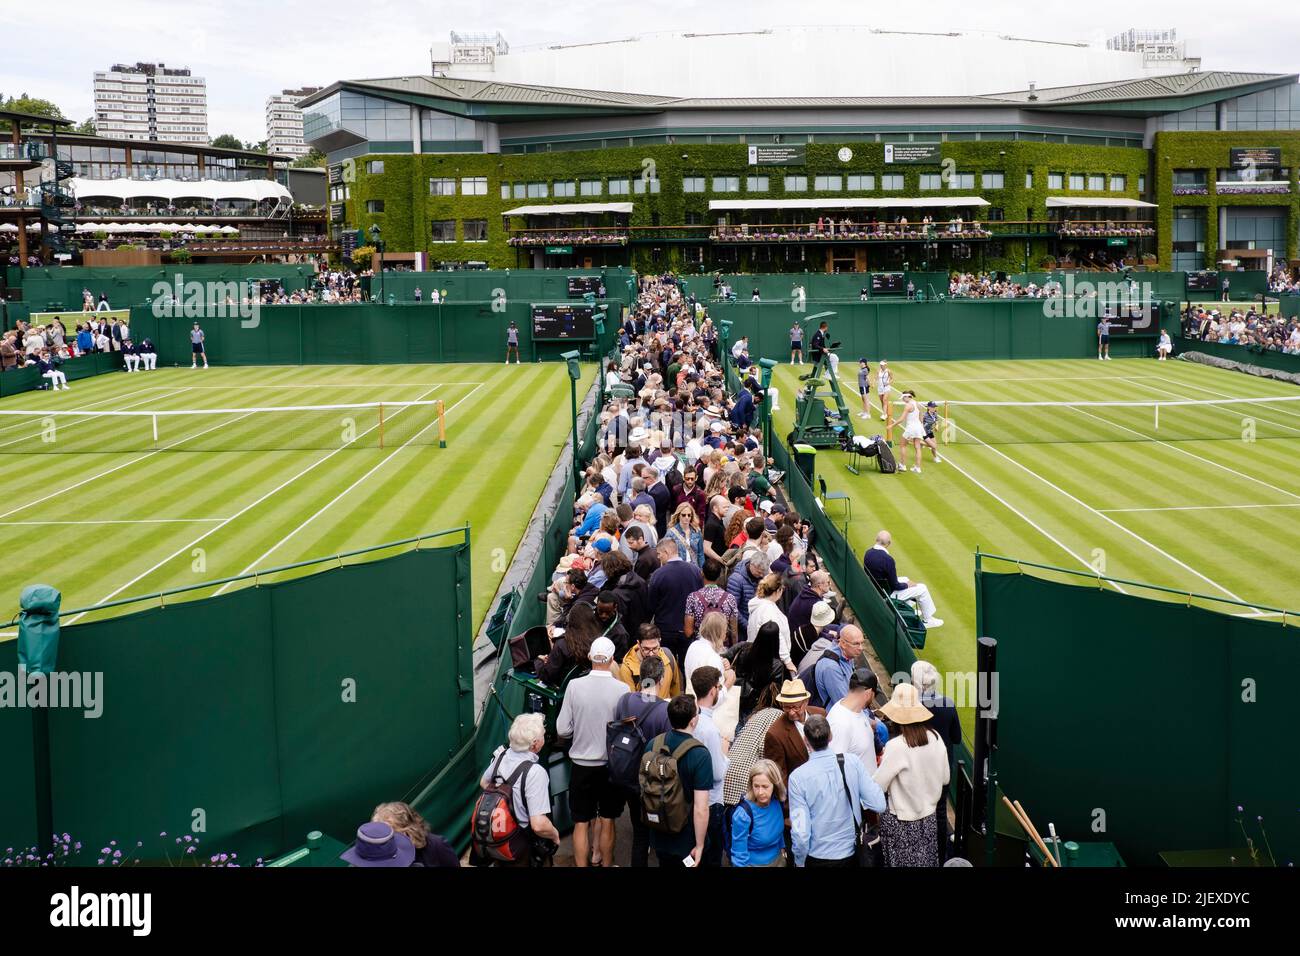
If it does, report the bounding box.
[863,395,1128,595]
[214,383,485,595]
[1099,503,1300,514]
[945,414,1261,612]
[63,384,444,625]
[1,518,227,526]
[1126,375,1300,436]
[162,382,485,388]
[891,375,1165,385]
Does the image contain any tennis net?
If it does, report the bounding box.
[922,394,1300,445]
[0,400,447,454]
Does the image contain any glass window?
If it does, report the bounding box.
[1048,172,1064,190]
[633,177,660,194]
[430,220,456,242]
[609,178,631,195]
[1069,174,1085,190]
[712,176,739,192]
[461,176,487,195]
[948,173,974,189]
[683,176,705,193]
[1138,175,1146,193]
[527,182,548,198]
[982,172,1005,189]
[366,160,384,174]
[463,220,488,242]
[1087,174,1105,191]
[501,183,511,199]
[783,175,808,192]
[429,177,456,196]
[580,179,601,196]
[881,174,904,191]
[814,175,842,191]
[366,199,384,213]
[1025,172,1034,188]
[746,176,769,192]
[847,174,874,190]
[513,183,526,199]
[920,173,942,190]
[1109,175,1126,192]
[554,181,576,197]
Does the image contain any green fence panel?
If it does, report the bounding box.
[0,639,39,855]
[1280,294,1299,319]
[977,568,1297,866]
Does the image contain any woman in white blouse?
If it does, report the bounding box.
[746,574,795,677]
[873,683,950,868]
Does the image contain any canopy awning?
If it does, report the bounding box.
[501,202,634,216]
[69,177,292,203]
[1045,196,1157,209]
[708,197,989,211]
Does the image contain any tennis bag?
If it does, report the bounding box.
[875,437,897,474]
[470,752,535,864]
[639,734,704,833]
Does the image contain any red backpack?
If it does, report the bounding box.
[470,752,536,865]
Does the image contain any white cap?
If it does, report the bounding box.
[758,499,774,514]
[589,636,616,662]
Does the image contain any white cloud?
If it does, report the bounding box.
[1,0,1296,142]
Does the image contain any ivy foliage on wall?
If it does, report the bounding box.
[345,140,1153,272]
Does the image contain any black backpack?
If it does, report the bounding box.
[797,648,842,709]
[606,713,649,791]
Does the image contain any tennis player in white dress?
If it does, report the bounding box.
[890,391,927,474]
[877,360,892,421]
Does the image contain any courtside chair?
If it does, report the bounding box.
[818,475,852,520]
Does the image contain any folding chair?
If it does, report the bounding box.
[817,475,852,520]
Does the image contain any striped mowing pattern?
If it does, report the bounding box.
[0,363,594,633]
[773,358,1300,742]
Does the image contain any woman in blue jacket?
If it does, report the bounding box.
[730,759,787,867]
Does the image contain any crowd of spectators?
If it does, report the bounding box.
[1182,304,1300,353]
[1268,266,1300,295]
[1056,220,1155,238]
[470,273,959,869]
[713,215,991,243]
[507,231,629,246]
[947,272,1065,298]
[1,309,159,386]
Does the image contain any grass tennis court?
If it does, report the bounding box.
[772,357,1300,741]
[0,362,594,633]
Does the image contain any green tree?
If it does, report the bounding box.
[211,133,244,150]
[73,117,96,135]
[245,139,268,154]
[292,148,326,168]
[0,94,66,131]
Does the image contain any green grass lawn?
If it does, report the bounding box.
[0,362,594,633]
[772,357,1300,744]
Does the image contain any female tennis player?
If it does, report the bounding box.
[887,391,926,474]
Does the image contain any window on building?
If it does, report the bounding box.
[526,182,548,198]
[1025,172,1034,189]
[685,211,703,226]
[1048,172,1064,190]
[366,199,385,213]
[429,177,456,196]
[461,176,487,195]
[1068,174,1085,190]
[847,174,875,190]
[683,177,705,193]
[1138,174,1146,193]
[633,177,660,194]
[366,160,385,175]
[711,176,739,192]
[1087,174,1105,191]
[814,175,842,191]
[948,173,975,189]
[430,220,456,242]
[920,173,942,190]
[746,176,769,192]
[987,207,1005,221]
[580,179,601,196]
[554,181,576,197]
[609,178,631,194]
[501,183,511,199]
[783,175,808,192]
[1107,175,1125,192]
[513,183,527,199]
[881,174,904,191]
[684,245,705,265]
[982,172,1005,189]
[463,220,488,242]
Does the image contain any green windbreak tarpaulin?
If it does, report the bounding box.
[977,567,1297,866]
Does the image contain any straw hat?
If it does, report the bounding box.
[775,678,811,704]
[879,682,934,725]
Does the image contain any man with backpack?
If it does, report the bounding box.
[639,695,713,868]
[609,656,672,867]
[689,666,731,866]
[796,625,866,711]
[557,637,628,867]
[472,714,559,867]
[788,715,886,867]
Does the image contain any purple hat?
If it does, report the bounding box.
[340,821,415,867]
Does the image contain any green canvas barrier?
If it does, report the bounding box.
[0,540,473,862]
[1176,337,1300,375]
[1280,294,1299,319]
[0,351,125,398]
[976,566,1297,867]
[15,265,313,313]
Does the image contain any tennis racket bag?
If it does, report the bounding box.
[875,438,897,474]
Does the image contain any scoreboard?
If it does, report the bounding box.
[567,276,603,298]
[1186,271,1221,293]
[870,272,906,294]
[531,304,596,341]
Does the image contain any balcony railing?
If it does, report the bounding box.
[72,203,285,220]
[711,222,993,242]
[1214,180,1291,195]
[0,142,48,161]
[507,229,628,246]
[1172,183,1209,195]
[1056,220,1155,238]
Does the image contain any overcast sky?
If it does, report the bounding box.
[2,0,1297,143]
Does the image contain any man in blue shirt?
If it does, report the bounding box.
[810,625,865,710]
[689,666,730,866]
[788,715,886,867]
[729,384,756,430]
[643,695,713,868]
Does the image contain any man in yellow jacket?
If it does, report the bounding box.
[617,624,682,699]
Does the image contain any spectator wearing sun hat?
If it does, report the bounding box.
[341,820,416,867]
[873,682,950,867]
[762,678,826,785]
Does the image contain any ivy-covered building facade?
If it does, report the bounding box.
[300,71,1300,274]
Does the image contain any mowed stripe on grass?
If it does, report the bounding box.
[0,363,593,632]
[772,357,1300,744]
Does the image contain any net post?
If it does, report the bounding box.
[378,403,384,449]
[943,401,950,444]
[885,396,894,444]
[1154,403,1159,430]
[438,400,447,449]
[152,413,158,444]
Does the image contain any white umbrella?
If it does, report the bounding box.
[220,225,240,234]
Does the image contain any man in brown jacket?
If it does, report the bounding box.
[762,679,826,785]
[0,332,18,371]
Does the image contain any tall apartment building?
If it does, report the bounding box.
[266,87,322,162]
[92,62,209,144]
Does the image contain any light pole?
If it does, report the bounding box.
[368,223,385,304]
[561,350,582,487]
